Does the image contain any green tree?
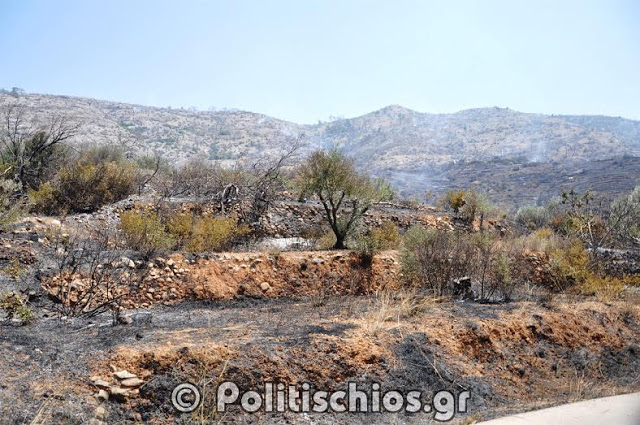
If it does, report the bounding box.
[296,149,392,249]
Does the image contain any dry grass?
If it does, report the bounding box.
[362,289,440,336]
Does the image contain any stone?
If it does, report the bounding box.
[260,282,271,292]
[92,379,111,390]
[114,370,137,380]
[94,405,108,420]
[117,315,133,325]
[109,387,130,402]
[96,389,109,402]
[120,377,144,388]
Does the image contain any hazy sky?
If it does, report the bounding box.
[1,0,639,123]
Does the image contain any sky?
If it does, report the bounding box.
[1,0,639,123]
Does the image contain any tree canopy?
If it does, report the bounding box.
[296,149,392,249]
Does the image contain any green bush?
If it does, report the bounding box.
[0,179,25,230]
[313,229,337,250]
[183,216,243,253]
[492,252,514,300]
[545,238,590,291]
[351,222,401,267]
[459,190,492,223]
[610,186,640,247]
[442,189,493,223]
[442,190,466,214]
[369,222,401,250]
[29,146,138,214]
[515,205,549,229]
[1,292,33,324]
[118,210,175,258]
[166,213,194,246]
[352,233,378,268]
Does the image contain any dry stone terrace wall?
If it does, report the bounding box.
[49,195,502,241]
[41,251,401,311]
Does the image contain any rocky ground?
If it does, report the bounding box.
[0,201,639,424]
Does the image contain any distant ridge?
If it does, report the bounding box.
[1,90,639,207]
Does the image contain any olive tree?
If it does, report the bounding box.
[296,149,392,249]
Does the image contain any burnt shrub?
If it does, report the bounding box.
[401,226,475,296]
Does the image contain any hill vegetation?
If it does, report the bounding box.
[2,91,639,208]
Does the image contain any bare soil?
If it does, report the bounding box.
[1,294,638,424]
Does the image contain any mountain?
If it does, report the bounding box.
[2,91,639,208]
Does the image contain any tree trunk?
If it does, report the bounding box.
[333,233,346,249]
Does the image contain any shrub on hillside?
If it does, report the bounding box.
[580,275,627,302]
[118,210,175,259]
[369,222,401,250]
[183,216,244,252]
[351,222,401,268]
[442,190,466,214]
[441,189,494,224]
[609,186,640,248]
[545,238,590,292]
[166,213,194,246]
[459,190,493,223]
[491,252,515,300]
[515,205,550,230]
[30,146,138,214]
[549,212,583,236]
[401,226,474,296]
[401,226,525,300]
[313,229,338,250]
[0,179,25,230]
[510,227,561,255]
[121,208,248,255]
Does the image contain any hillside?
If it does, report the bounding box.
[2,92,639,207]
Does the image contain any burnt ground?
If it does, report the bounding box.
[0,207,639,424]
[1,294,639,424]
